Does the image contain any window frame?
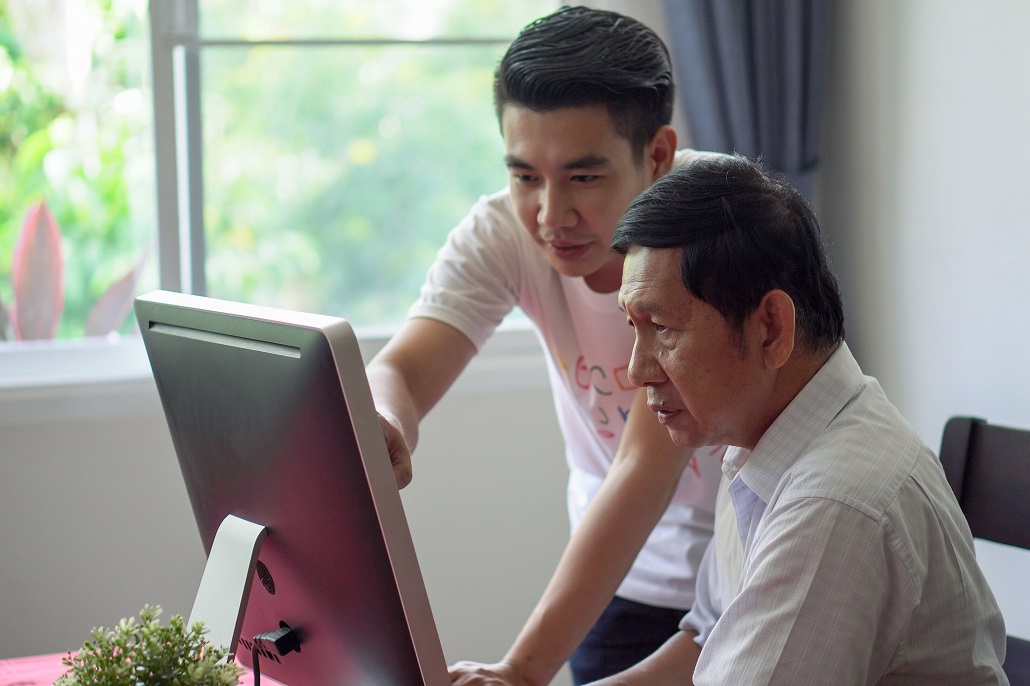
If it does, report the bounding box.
[0,324,548,425]
[150,0,539,297]
[0,0,553,410]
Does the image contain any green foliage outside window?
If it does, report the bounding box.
[1,1,552,343]
[196,1,553,325]
[200,43,512,324]
[0,0,153,341]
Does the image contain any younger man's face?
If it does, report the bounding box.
[501,104,669,294]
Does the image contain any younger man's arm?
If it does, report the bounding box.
[450,390,702,686]
[366,317,477,488]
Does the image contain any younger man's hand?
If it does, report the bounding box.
[448,660,532,686]
[377,412,413,489]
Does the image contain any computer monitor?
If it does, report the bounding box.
[134,290,450,685]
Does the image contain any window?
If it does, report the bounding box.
[1,0,554,389]
[154,0,554,326]
[0,0,155,346]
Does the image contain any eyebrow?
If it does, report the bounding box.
[503,153,611,170]
[619,292,667,320]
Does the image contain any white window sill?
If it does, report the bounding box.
[0,324,550,425]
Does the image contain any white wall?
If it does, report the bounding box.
[0,389,203,659]
[820,0,1030,637]
[402,383,570,679]
[0,359,573,684]
[821,0,1030,444]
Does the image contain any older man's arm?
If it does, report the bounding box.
[588,630,702,686]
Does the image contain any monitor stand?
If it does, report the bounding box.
[188,514,268,660]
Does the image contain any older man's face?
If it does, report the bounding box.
[619,246,770,449]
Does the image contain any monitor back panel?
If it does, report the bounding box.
[136,291,450,685]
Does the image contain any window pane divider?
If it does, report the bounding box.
[170,37,516,48]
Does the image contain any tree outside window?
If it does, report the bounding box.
[1,0,553,349]
[1,0,154,343]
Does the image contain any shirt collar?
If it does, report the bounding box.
[735,342,865,503]
[721,445,751,482]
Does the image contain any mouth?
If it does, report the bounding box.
[549,241,591,261]
[648,402,679,425]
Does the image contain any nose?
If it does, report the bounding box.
[627,337,663,389]
[537,184,575,231]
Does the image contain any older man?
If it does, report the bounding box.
[596,154,1009,685]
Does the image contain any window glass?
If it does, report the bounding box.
[1,0,554,349]
[196,2,554,325]
[198,0,546,41]
[0,0,155,344]
[200,43,509,323]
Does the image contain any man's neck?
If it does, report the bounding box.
[743,342,841,450]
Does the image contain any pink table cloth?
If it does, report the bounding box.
[0,651,283,685]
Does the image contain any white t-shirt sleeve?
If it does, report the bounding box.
[408,191,524,351]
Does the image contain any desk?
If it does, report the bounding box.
[0,652,283,685]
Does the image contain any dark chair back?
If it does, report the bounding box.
[939,416,1030,685]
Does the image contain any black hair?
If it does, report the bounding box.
[493,5,674,160]
[611,154,845,353]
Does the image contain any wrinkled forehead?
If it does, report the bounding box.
[618,246,686,312]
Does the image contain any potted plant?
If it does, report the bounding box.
[55,604,243,685]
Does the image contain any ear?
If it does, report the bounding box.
[755,289,795,369]
[646,125,678,180]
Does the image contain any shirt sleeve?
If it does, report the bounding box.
[680,538,722,647]
[407,192,523,351]
[693,495,918,685]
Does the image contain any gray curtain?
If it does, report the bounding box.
[662,0,831,200]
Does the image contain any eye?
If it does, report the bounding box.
[571,174,601,183]
[511,172,538,184]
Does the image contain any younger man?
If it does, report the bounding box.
[595,153,1008,684]
[366,7,722,685]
